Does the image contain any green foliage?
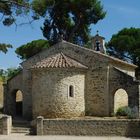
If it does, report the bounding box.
[115,106,138,119]
[15,39,49,60]
[6,67,22,80]
[32,0,106,45]
[107,27,140,66]
[0,77,3,82]
[116,106,131,117]
[0,69,5,82]
[0,67,21,82]
[31,0,52,17]
[0,43,12,53]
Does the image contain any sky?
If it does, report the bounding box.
[0,0,140,69]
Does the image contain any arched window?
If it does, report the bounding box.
[16,90,23,102]
[69,85,74,97]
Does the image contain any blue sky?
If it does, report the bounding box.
[0,0,140,69]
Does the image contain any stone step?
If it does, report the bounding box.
[12,119,35,135]
[12,120,31,127]
[12,123,31,127]
[10,133,28,136]
[12,126,31,130]
[12,126,35,135]
[12,130,30,134]
[12,120,30,125]
[12,129,30,134]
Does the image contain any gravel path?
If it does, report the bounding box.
[0,135,139,140]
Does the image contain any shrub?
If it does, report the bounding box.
[129,106,139,119]
[116,106,131,117]
[116,106,138,119]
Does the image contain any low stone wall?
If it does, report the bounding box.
[0,82,3,109]
[36,117,140,137]
[0,115,12,135]
[0,117,2,134]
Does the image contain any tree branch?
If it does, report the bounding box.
[0,14,4,22]
[3,0,30,9]
[68,16,81,42]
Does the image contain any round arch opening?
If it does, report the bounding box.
[114,89,128,113]
[15,90,23,117]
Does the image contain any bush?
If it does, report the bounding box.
[116,106,131,117]
[116,106,138,119]
[129,106,139,119]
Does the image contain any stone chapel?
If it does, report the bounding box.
[4,33,140,120]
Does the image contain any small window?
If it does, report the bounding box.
[69,85,74,97]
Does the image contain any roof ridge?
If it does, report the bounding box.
[31,52,88,69]
[60,52,72,67]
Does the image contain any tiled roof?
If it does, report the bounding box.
[22,41,137,68]
[31,52,88,69]
[63,41,137,68]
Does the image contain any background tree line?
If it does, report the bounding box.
[0,67,21,82]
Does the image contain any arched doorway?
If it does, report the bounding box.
[114,89,128,113]
[15,90,23,117]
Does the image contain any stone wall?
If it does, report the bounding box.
[5,71,32,119]
[109,67,140,116]
[22,69,33,119]
[0,82,3,109]
[36,117,140,137]
[0,117,2,134]
[0,115,12,135]
[4,72,23,117]
[32,68,85,118]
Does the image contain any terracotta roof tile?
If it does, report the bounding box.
[31,52,88,69]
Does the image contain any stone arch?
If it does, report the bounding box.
[114,89,128,113]
[11,89,23,117]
